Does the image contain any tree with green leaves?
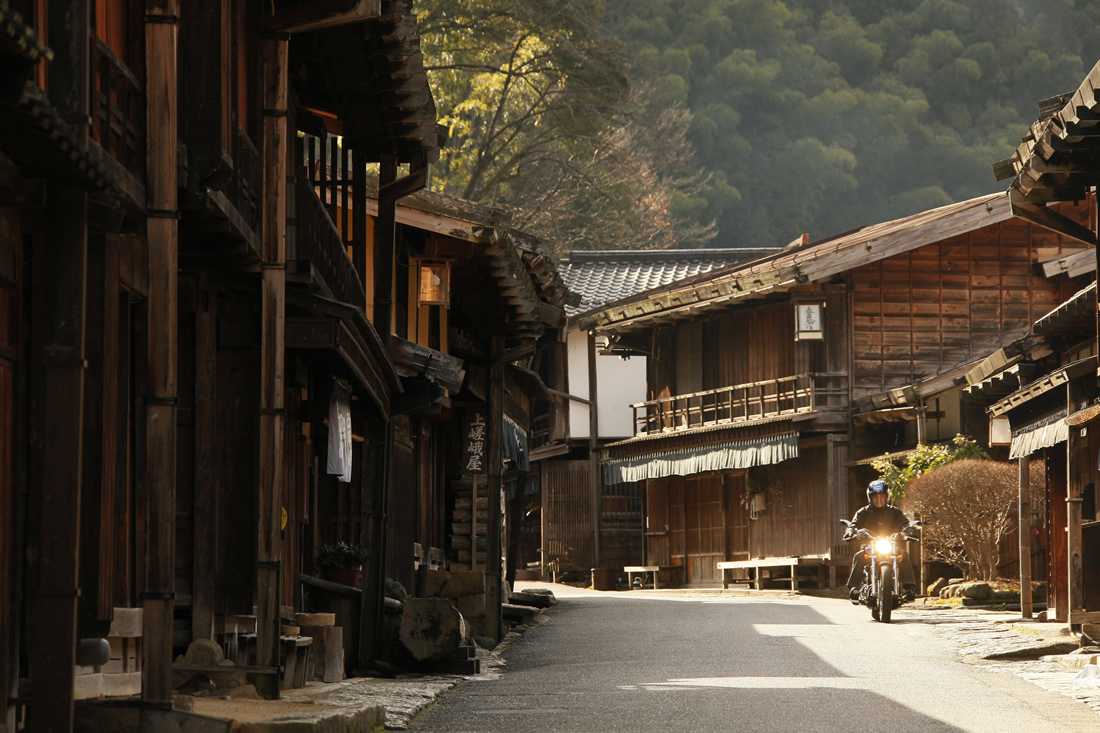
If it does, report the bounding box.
[871,434,988,503]
[416,0,715,254]
[604,0,1090,248]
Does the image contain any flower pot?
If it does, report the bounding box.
[322,565,362,588]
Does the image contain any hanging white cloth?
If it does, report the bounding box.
[327,380,353,482]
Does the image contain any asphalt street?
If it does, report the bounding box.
[409,586,1100,732]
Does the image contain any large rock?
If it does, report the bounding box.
[421,568,449,598]
[400,598,468,662]
[942,581,992,600]
[441,571,485,599]
[927,578,948,597]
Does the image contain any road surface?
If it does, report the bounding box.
[409,585,1100,732]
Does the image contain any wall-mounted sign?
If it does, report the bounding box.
[462,409,488,475]
[794,303,824,341]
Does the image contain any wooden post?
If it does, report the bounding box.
[192,276,217,641]
[28,186,87,732]
[255,34,289,700]
[1019,456,1032,618]
[1068,411,1085,628]
[588,332,600,568]
[486,340,505,641]
[142,0,179,709]
[471,475,479,571]
[358,410,391,669]
[373,154,397,340]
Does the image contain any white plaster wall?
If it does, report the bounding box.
[597,354,647,439]
[567,329,591,439]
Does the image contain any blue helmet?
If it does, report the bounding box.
[867,480,888,504]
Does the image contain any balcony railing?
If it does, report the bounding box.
[91,37,144,181]
[295,171,366,309]
[228,123,263,236]
[631,373,846,436]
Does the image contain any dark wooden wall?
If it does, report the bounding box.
[542,459,596,578]
[851,219,1088,400]
[0,208,20,726]
[599,480,643,574]
[655,302,798,399]
[745,444,831,560]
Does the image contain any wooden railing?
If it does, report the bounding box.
[91,37,144,180]
[631,373,846,436]
[228,123,263,236]
[295,171,366,308]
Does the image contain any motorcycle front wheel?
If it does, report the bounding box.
[877,566,894,622]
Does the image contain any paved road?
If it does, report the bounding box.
[409,585,1100,732]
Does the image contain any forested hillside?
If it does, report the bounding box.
[605,0,1096,246]
[416,0,1096,252]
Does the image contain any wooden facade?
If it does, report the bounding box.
[0,0,457,726]
[589,193,1091,589]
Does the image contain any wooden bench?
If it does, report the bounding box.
[624,565,661,590]
[716,556,829,591]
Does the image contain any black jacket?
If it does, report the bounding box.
[848,503,909,538]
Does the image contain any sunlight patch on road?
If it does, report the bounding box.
[635,677,863,690]
[752,625,822,636]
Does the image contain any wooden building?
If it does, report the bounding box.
[0,0,445,727]
[985,58,1100,627]
[577,193,1090,588]
[552,249,775,585]
[357,183,568,638]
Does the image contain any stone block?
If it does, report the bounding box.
[456,593,486,619]
[441,571,485,599]
[422,568,449,598]
[108,607,143,638]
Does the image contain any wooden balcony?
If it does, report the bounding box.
[228,123,263,236]
[631,373,847,436]
[90,37,144,190]
[294,171,366,309]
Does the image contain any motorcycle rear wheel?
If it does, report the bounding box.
[877,566,894,623]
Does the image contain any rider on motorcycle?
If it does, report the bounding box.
[844,480,918,602]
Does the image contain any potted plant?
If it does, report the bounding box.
[316,542,368,587]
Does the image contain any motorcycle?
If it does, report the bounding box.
[840,519,921,623]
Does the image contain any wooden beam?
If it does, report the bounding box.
[28,186,87,733]
[1010,192,1098,247]
[378,164,429,202]
[255,34,289,701]
[485,339,505,642]
[266,0,381,34]
[142,0,179,709]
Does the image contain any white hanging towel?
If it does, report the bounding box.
[327,380,353,482]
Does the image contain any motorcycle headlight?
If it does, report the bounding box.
[874,538,894,555]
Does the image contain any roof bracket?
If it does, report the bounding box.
[1009,190,1098,247]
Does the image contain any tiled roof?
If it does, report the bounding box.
[559,248,778,316]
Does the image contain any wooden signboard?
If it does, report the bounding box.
[462,409,488,476]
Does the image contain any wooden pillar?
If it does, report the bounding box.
[28,186,87,732]
[1019,456,1033,618]
[142,0,179,709]
[255,34,289,700]
[1067,399,1085,628]
[486,339,505,641]
[373,154,397,340]
[359,412,391,668]
[588,332,600,568]
[192,277,217,641]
